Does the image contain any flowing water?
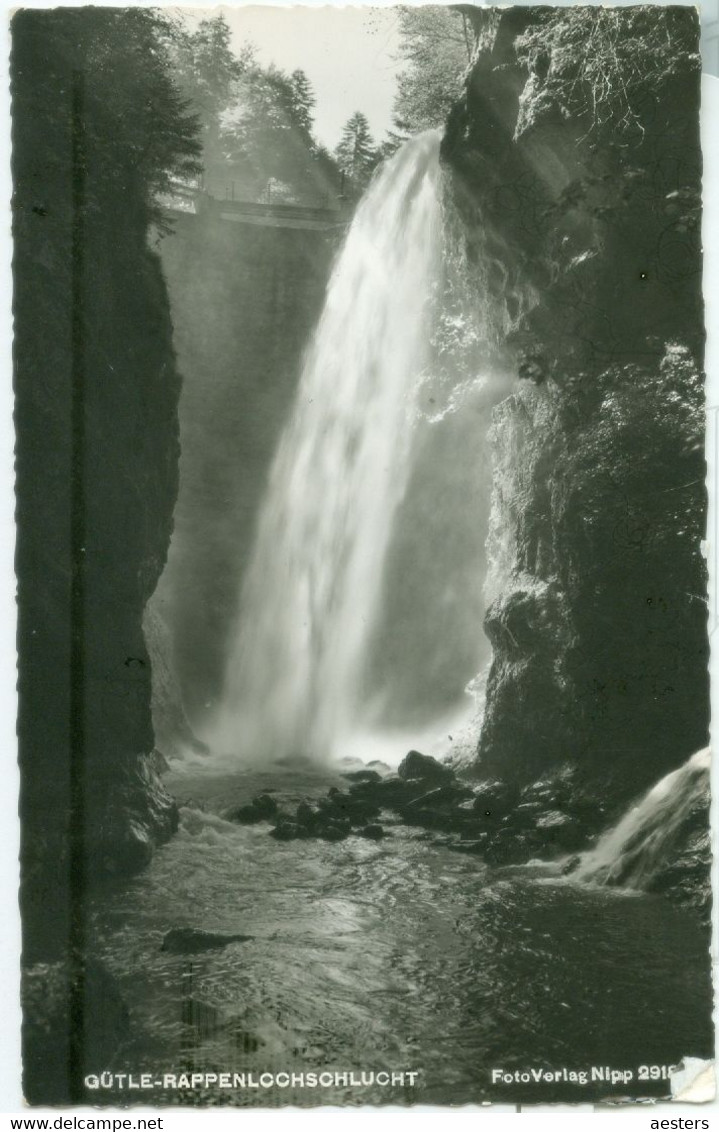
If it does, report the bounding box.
[576,749,710,888]
[213,133,444,766]
[89,761,713,1107]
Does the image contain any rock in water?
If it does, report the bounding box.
[398,750,453,784]
[357,824,386,840]
[161,928,254,954]
[270,821,306,841]
[318,817,351,842]
[324,789,380,824]
[226,793,278,824]
[341,768,382,784]
[251,793,278,819]
[405,784,472,810]
[535,809,582,850]
[471,780,519,819]
[227,804,262,824]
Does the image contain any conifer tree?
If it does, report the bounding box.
[288,69,315,137]
[334,111,378,192]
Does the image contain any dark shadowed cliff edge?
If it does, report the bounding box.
[438,6,709,912]
[12,9,199,1099]
[443,6,707,794]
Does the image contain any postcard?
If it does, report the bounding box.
[12,3,713,1107]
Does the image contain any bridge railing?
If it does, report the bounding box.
[162,177,350,223]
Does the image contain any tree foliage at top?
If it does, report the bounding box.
[392,6,474,134]
[167,13,249,151]
[288,68,316,136]
[13,7,202,226]
[167,12,340,204]
[220,62,324,199]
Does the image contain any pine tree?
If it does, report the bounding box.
[288,69,315,137]
[171,13,245,131]
[167,15,340,205]
[169,13,248,186]
[334,111,378,192]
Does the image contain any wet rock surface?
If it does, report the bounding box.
[161,928,254,954]
[398,749,455,784]
[226,793,278,824]
[607,775,711,925]
[443,7,707,803]
[648,819,711,926]
[267,751,607,867]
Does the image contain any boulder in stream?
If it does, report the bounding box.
[356,823,386,840]
[534,809,583,851]
[562,854,582,876]
[399,783,476,832]
[398,750,454,784]
[227,793,278,824]
[161,928,254,954]
[447,836,490,856]
[341,768,382,784]
[321,790,380,824]
[348,774,426,809]
[270,819,307,841]
[471,780,520,820]
[318,817,352,842]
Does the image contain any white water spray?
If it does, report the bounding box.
[214,132,443,763]
[576,748,710,888]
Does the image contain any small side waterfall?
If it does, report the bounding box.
[214,132,444,764]
[576,749,710,889]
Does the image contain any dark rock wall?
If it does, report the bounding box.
[154,213,336,731]
[13,12,182,966]
[444,8,707,799]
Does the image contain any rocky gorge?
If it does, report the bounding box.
[14,5,712,1106]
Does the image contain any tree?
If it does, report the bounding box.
[35,8,202,224]
[393,6,474,132]
[165,14,341,205]
[170,14,247,129]
[167,13,249,184]
[288,69,315,136]
[334,111,378,192]
[220,64,311,197]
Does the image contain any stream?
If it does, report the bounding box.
[89,763,713,1107]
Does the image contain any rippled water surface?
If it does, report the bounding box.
[89,767,713,1107]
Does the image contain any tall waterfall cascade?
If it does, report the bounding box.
[214,132,446,764]
[577,748,710,889]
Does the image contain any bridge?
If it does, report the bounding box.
[162,184,352,232]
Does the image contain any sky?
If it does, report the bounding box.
[177,6,405,150]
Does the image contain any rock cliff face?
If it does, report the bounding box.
[13,11,184,962]
[443,7,707,801]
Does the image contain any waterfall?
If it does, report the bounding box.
[576,749,710,889]
[214,132,444,764]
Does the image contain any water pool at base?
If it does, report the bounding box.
[87,766,713,1108]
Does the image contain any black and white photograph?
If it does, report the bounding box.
[11,1,715,1108]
